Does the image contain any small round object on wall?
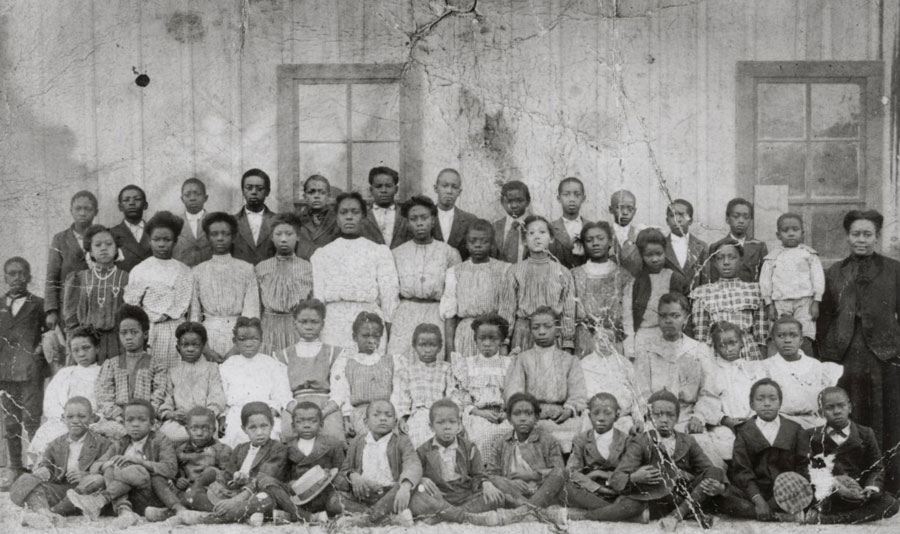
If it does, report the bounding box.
[135,73,150,87]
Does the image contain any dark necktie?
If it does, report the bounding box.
[505,221,522,263]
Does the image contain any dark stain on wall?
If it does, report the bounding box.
[166,11,205,43]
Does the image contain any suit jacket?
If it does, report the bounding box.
[45,226,89,312]
[566,428,628,493]
[95,431,178,479]
[232,206,277,265]
[286,434,346,480]
[609,431,723,500]
[550,217,589,269]
[39,430,112,483]
[665,234,709,288]
[0,292,46,382]
[109,221,151,272]
[804,422,884,490]
[817,253,900,363]
[417,436,485,496]
[361,206,411,249]
[730,416,808,500]
[224,438,290,486]
[487,427,565,479]
[336,431,422,490]
[296,206,340,260]
[172,214,212,267]
[708,236,768,283]
[433,206,478,261]
[612,224,644,277]
[175,438,233,483]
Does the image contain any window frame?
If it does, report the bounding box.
[276,64,423,210]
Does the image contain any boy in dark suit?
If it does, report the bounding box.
[564,393,629,514]
[281,401,345,522]
[173,178,212,267]
[10,397,109,528]
[296,175,340,260]
[717,378,809,520]
[361,166,411,249]
[550,177,589,269]
[492,180,531,264]
[595,390,725,528]
[803,387,899,524]
[109,185,152,271]
[67,399,178,528]
[609,189,644,276]
[664,199,709,289]
[433,168,478,260]
[0,257,46,489]
[233,168,277,265]
[709,198,767,282]
[44,190,97,332]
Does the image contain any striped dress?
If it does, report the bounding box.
[329,351,395,435]
[190,254,260,357]
[439,258,509,358]
[387,240,461,358]
[497,256,577,351]
[450,352,514,462]
[254,255,313,354]
[123,257,193,368]
[62,266,129,364]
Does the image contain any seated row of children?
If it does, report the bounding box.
[13,378,897,529]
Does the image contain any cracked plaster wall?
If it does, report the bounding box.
[0,0,897,296]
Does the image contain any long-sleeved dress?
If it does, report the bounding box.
[762,352,842,428]
[694,357,765,461]
[504,346,586,452]
[450,352,514,461]
[571,261,632,357]
[191,254,260,356]
[254,255,313,355]
[690,278,768,360]
[219,352,292,448]
[391,358,452,448]
[439,258,509,358]
[497,256,577,351]
[123,257,193,368]
[62,266,129,364]
[311,237,399,351]
[387,240,461,358]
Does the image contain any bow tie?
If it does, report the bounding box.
[829,427,848,438]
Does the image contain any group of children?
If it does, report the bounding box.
[0,166,894,529]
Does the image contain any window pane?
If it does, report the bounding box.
[350,142,400,196]
[298,84,347,142]
[809,205,858,262]
[757,83,806,139]
[757,142,805,196]
[299,143,348,193]
[810,142,859,197]
[811,84,861,138]
[351,84,400,141]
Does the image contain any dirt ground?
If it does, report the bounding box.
[2,494,898,534]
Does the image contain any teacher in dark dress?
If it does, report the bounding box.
[817,209,900,492]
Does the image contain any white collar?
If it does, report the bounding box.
[244,207,264,217]
[756,417,780,430]
[670,232,690,243]
[125,220,144,229]
[435,438,459,452]
[68,433,88,445]
[506,214,526,227]
[366,432,392,445]
[185,210,205,221]
[373,204,395,212]
[130,434,149,448]
[594,428,614,443]
[728,233,746,244]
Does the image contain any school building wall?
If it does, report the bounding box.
[1,0,897,295]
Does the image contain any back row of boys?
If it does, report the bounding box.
[45,165,786,329]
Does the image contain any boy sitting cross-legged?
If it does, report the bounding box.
[10,397,109,529]
[803,387,900,524]
[67,399,178,529]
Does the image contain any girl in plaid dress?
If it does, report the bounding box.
[691,242,768,360]
[451,314,514,461]
[123,211,192,369]
[93,305,167,440]
[329,312,396,437]
[393,323,452,447]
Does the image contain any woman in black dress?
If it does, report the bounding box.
[818,209,900,492]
